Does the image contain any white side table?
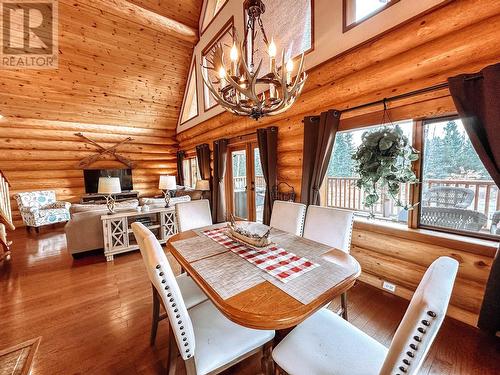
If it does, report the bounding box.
[101,207,177,261]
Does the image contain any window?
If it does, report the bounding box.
[322,120,413,223]
[179,59,198,124]
[183,158,200,189]
[246,0,313,77]
[201,0,228,33]
[343,0,400,32]
[202,18,233,111]
[419,118,499,239]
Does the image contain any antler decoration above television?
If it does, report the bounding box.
[74,133,135,168]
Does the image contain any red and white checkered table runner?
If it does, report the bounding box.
[202,227,319,283]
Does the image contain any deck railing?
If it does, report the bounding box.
[233,175,266,191]
[324,177,499,220]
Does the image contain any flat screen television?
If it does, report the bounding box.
[83,169,133,194]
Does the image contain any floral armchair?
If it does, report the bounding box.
[14,191,71,232]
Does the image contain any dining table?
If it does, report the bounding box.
[166,222,361,331]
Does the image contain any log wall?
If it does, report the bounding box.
[0,0,202,227]
[177,0,500,326]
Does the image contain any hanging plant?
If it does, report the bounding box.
[352,103,420,218]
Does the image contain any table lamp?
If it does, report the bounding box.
[159,175,177,207]
[195,179,210,199]
[98,177,121,214]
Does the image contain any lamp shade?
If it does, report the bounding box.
[98,177,121,194]
[159,175,177,190]
[195,179,210,191]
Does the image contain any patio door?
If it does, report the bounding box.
[226,140,266,223]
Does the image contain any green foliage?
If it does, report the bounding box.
[352,125,419,217]
[327,132,356,177]
[422,120,490,179]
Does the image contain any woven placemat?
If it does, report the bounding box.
[262,257,352,304]
[268,229,333,257]
[190,251,265,300]
[170,235,228,262]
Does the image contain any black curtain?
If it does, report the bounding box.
[176,150,185,186]
[448,63,500,334]
[212,139,228,223]
[300,110,340,206]
[257,127,278,225]
[196,144,211,181]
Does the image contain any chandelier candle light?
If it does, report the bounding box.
[98,177,122,214]
[202,0,308,120]
[158,175,177,208]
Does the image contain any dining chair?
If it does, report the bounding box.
[134,222,275,375]
[303,205,354,320]
[270,201,307,236]
[132,223,207,346]
[176,199,213,232]
[272,256,459,375]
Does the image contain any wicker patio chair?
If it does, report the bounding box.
[422,186,475,209]
[490,211,500,235]
[420,206,487,232]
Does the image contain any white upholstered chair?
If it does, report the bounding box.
[303,205,354,319]
[272,256,459,375]
[270,201,307,236]
[176,199,213,232]
[132,223,207,346]
[133,222,275,375]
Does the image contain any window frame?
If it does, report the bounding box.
[343,0,400,33]
[201,17,234,112]
[321,115,498,242]
[415,115,499,241]
[179,57,199,125]
[200,0,229,36]
[322,120,414,223]
[183,157,200,189]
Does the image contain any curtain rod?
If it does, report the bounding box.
[304,73,483,120]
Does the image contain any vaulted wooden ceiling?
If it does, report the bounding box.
[0,0,203,130]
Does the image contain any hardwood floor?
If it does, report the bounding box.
[1,227,499,375]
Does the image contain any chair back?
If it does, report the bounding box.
[14,190,56,209]
[176,199,212,232]
[422,186,474,209]
[379,257,459,375]
[131,222,196,361]
[270,201,307,236]
[303,206,354,252]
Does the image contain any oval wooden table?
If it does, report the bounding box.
[166,227,361,331]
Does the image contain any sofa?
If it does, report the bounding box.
[65,199,139,255]
[65,195,192,255]
[14,190,71,232]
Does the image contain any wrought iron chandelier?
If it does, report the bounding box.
[202,0,308,120]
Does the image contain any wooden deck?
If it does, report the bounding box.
[0,227,499,374]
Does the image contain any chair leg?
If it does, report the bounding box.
[261,341,274,375]
[168,326,178,375]
[150,286,160,346]
[341,292,348,321]
[35,227,39,234]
